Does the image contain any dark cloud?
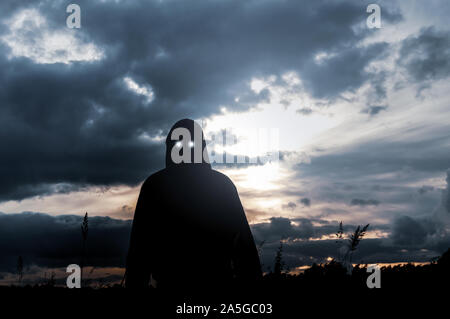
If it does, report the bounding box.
[1,212,447,273]
[361,105,387,116]
[391,215,438,246]
[398,27,450,82]
[350,198,380,206]
[299,197,311,207]
[296,107,313,116]
[252,217,315,244]
[254,216,448,270]
[302,42,389,98]
[0,212,131,272]
[251,216,387,244]
[418,185,434,195]
[392,216,427,246]
[296,137,450,206]
[282,202,297,211]
[0,0,402,201]
[366,71,388,105]
[444,170,450,213]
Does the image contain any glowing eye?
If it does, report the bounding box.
[188,141,195,148]
[175,141,182,148]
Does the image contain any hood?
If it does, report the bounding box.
[165,119,211,168]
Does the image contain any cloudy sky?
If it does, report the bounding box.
[0,0,449,278]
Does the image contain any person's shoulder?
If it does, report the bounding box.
[210,169,237,190]
[141,168,167,188]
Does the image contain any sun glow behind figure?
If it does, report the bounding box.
[202,73,343,154]
[196,73,343,220]
[236,163,282,191]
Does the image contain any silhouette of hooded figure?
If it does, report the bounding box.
[125,119,261,289]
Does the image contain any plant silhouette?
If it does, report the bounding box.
[16,256,23,285]
[80,212,88,285]
[273,241,285,276]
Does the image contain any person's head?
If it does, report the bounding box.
[165,119,210,167]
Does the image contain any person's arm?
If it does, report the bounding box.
[229,184,262,281]
[125,182,151,288]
